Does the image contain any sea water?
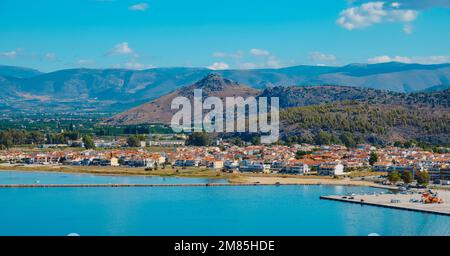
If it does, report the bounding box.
[0,171,449,236]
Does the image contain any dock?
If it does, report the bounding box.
[320,191,450,216]
[0,183,295,188]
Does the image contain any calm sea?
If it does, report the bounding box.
[0,170,449,236]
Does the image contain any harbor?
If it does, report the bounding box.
[1,170,449,235]
[321,190,450,216]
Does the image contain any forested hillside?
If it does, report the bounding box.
[280,102,449,146]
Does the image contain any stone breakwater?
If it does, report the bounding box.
[0,183,297,188]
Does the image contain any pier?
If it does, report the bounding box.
[320,191,450,216]
[0,183,294,188]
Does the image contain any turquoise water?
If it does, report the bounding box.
[0,170,227,184]
[0,171,449,236]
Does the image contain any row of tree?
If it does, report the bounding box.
[0,129,81,149]
[387,171,430,185]
[0,128,155,150]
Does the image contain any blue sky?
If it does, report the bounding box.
[0,0,449,72]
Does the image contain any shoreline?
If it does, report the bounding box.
[0,164,397,190]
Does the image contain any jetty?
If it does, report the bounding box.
[321,191,450,216]
[0,183,294,188]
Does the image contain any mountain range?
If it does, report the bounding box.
[0,62,449,113]
[109,74,259,124]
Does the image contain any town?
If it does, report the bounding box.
[1,135,449,187]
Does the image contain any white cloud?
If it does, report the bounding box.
[386,0,450,9]
[111,42,133,55]
[76,59,95,65]
[0,49,58,61]
[0,50,17,58]
[391,2,401,8]
[129,3,149,11]
[403,23,413,34]
[309,52,337,62]
[250,48,271,57]
[212,49,286,69]
[265,56,282,68]
[337,1,418,34]
[368,55,411,63]
[390,9,417,22]
[353,1,450,10]
[207,62,229,70]
[413,56,450,64]
[368,55,450,64]
[44,53,56,61]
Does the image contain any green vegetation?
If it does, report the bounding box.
[314,131,340,145]
[416,171,430,186]
[262,86,450,109]
[295,150,313,159]
[369,152,378,166]
[0,112,172,137]
[82,135,95,150]
[127,135,141,147]
[95,124,172,136]
[0,129,78,149]
[127,135,146,147]
[401,171,414,184]
[0,131,13,149]
[388,171,401,184]
[186,132,212,146]
[281,102,449,147]
[339,132,361,148]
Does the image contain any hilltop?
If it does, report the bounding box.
[260,86,450,108]
[108,74,259,124]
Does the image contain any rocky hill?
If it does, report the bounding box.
[108,74,259,124]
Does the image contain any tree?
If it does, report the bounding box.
[295,150,312,160]
[416,171,430,186]
[186,132,211,146]
[314,131,332,145]
[82,135,95,149]
[47,133,67,144]
[394,141,403,148]
[401,171,414,184]
[369,151,378,166]
[63,131,80,141]
[230,137,244,147]
[127,135,141,147]
[0,131,13,149]
[27,131,45,145]
[251,136,261,146]
[388,171,401,184]
[339,132,357,148]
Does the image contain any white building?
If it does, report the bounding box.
[286,163,310,175]
[318,162,345,176]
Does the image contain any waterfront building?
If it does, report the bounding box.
[429,166,450,183]
[285,162,310,175]
[318,162,345,176]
